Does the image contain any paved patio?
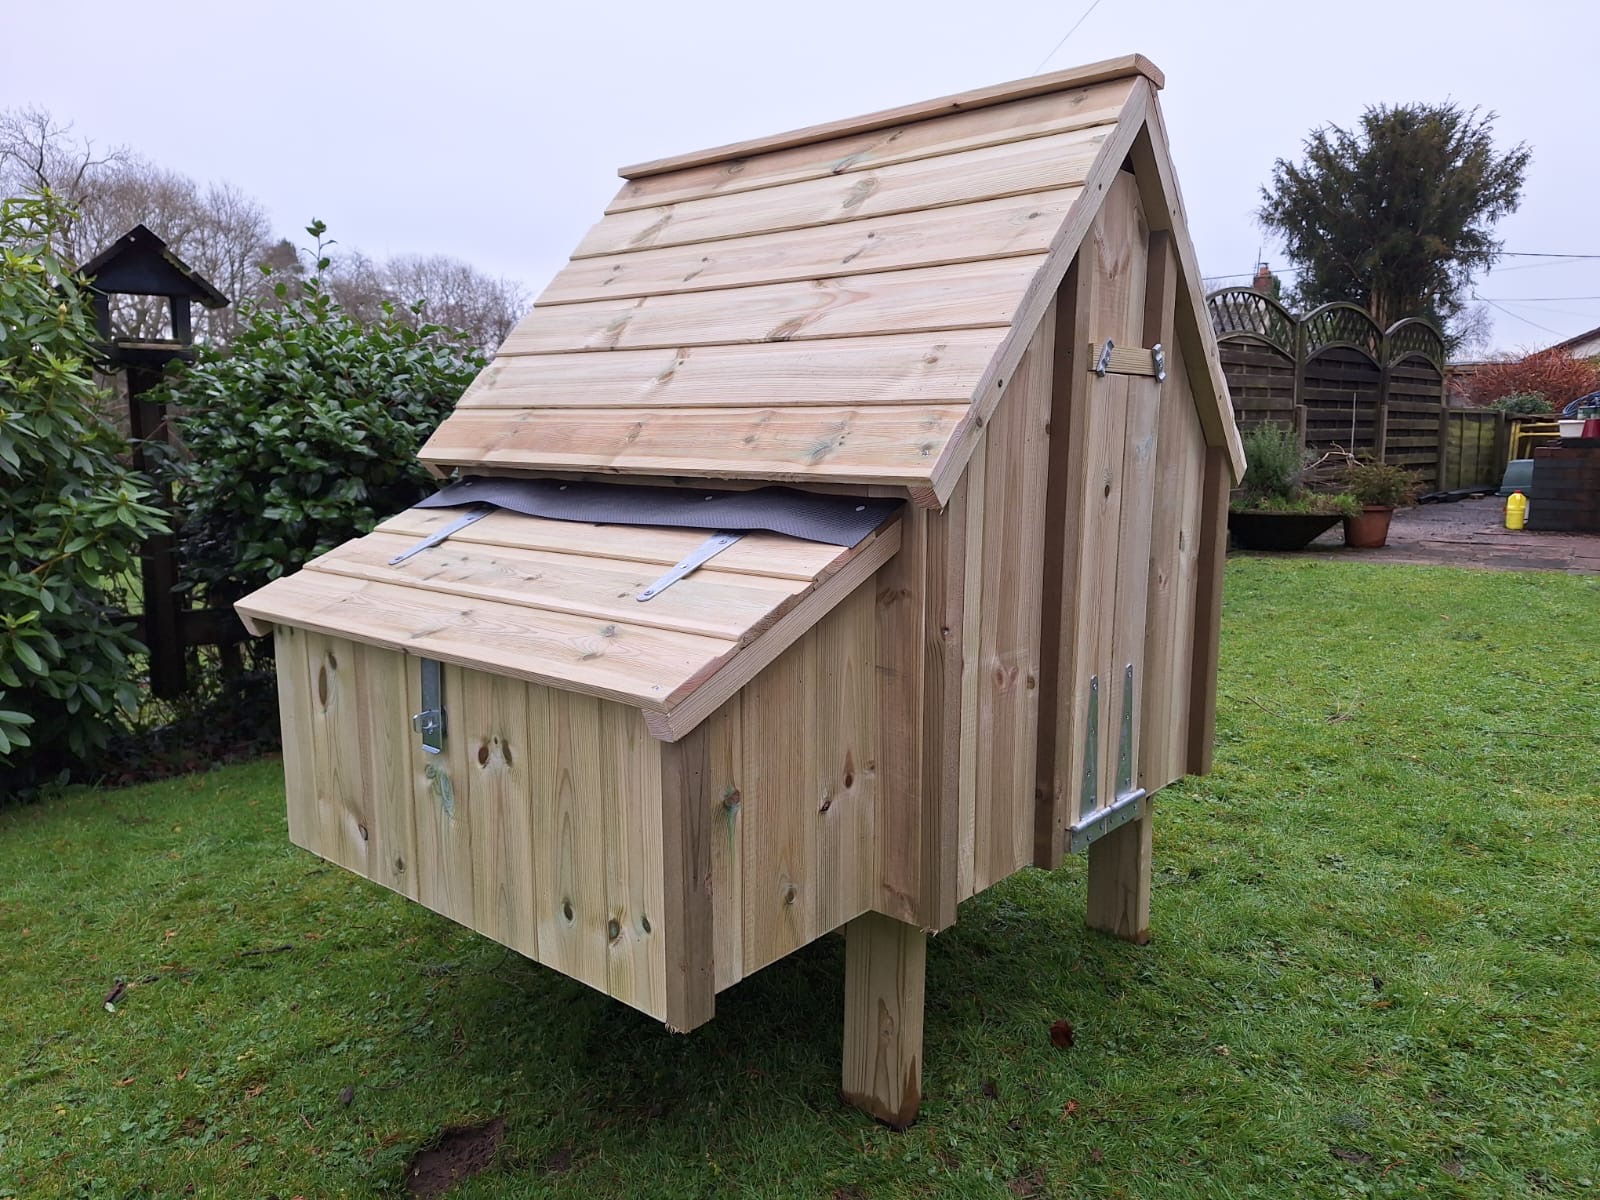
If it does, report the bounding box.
[1278,495,1600,574]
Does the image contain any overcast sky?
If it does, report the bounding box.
[5,0,1596,354]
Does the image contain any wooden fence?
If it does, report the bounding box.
[1206,290,1506,493]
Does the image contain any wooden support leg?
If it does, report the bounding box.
[1085,803,1153,944]
[841,911,926,1129]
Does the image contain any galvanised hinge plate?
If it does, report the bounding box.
[412,657,446,755]
[1069,664,1145,854]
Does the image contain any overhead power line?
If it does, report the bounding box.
[1031,0,1107,75]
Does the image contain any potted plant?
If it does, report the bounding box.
[1227,423,1359,551]
[1339,459,1419,549]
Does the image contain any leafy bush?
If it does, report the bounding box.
[161,223,485,607]
[1237,421,1307,503]
[0,194,168,788]
[1489,390,1551,415]
[1470,350,1600,410]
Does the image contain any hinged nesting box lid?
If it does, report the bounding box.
[236,496,900,741]
[420,54,1244,504]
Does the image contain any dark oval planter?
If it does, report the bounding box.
[1227,509,1343,551]
[1343,504,1395,549]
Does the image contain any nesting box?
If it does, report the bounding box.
[237,53,1244,1128]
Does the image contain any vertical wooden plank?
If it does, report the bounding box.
[1139,338,1206,793]
[274,626,316,851]
[1087,218,1165,941]
[703,699,745,992]
[601,703,667,1016]
[409,660,476,927]
[356,643,418,900]
[816,583,879,934]
[1034,173,1144,868]
[956,439,985,901]
[841,911,927,1130]
[876,507,928,925]
[464,673,538,959]
[1033,260,1089,869]
[659,719,716,1032]
[305,633,371,876]
[533,688,610,994]
[1186,446,1231,777]
[973,314,1054,891]
[741,629,819,974]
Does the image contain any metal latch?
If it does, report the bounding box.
[1068,664,1146,853]
[389,504,493,565]
[637,531,743,601]
[412,658,446,755]
[1152,343,1167,382]
[1093,339,1115,377]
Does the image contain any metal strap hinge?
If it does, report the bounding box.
[412,658,446,755]
[1153,342,1167,382]
[389,504,493,565]
[1068,664,1146,854]
[637,531,743,601]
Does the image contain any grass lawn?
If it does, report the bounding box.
[2,558,1596,1199]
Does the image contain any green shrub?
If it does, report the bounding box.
[161,222,485,607]
[0,194,169,788]
[1237,421,1307,503]
[1490,390,1550,415]
[1342,459,1420,507]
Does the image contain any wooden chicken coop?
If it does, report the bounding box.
[237,52,1244,1128]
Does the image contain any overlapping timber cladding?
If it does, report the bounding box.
[236,53,1244,1129]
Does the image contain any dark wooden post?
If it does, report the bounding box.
[1437,405,1452,492]
[126,363,185,698]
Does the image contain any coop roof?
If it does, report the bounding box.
[421,53,1244,504]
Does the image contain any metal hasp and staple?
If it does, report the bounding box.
[1067,664,1148,854]
[1094,339,1116,377]
[1152,343,1167,382]
[412,658,446,755]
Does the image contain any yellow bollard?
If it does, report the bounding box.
[1505,491,1527,531]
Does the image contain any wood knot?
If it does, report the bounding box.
[722,787,742,813]
[357,823,369,842]
[783,883,798,906]
[607,918,622,943]
[562,900,574,923]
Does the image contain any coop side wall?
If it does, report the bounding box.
[270,575,881,1027]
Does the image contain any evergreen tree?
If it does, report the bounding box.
[1258,103,1529,338]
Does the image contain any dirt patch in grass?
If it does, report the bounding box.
[405,1117,505,1198]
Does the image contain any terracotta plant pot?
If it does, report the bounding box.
[1227,510,1343,551]
[1343,504,1395,549]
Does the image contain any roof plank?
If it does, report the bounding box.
[619,54,1163,179]
[420,404,968,486]
[576,126,1110,259]
[312,532,806,642]
[374,508,845,580]
[607,79,1134,214]
[501,257,1042,356]
[541,188,1080,306]
[457,332,1000,411]
[236,571,732,711]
